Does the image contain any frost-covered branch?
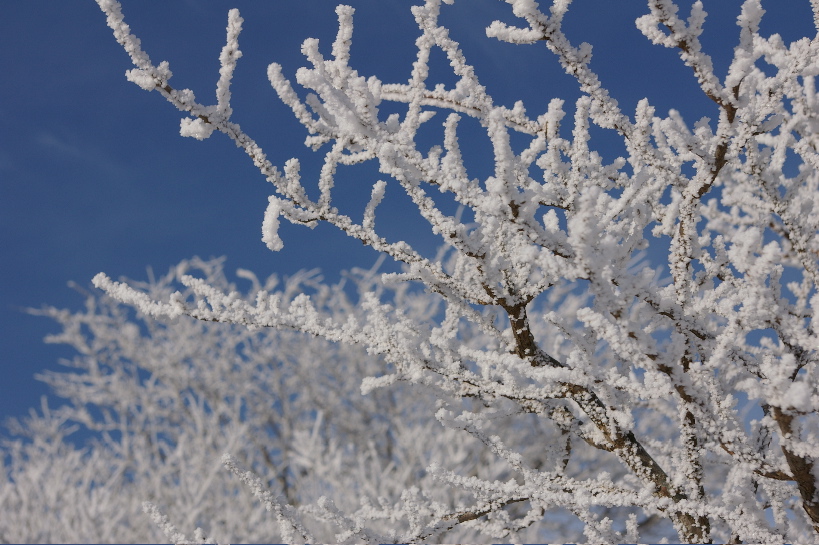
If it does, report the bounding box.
[7,0,819,542]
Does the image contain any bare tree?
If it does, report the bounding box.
[4,0,819,542]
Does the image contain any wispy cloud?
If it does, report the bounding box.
[35,131,130,181]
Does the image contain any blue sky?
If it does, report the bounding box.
[0,1,812,426]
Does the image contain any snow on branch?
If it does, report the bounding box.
[221,454,314,544]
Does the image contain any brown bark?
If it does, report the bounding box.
[505,302,711,542]
[765,404,819,534]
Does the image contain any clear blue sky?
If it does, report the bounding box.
[0,1,812,426]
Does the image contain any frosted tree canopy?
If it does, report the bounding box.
[3,0,819,542]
